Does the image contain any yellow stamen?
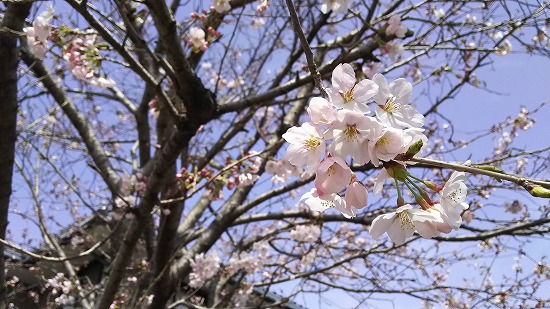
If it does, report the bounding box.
[304,137,321,151]
[340,85,356,103]
[398,211,414,229]
[326,164,337,176]
[383,96,402,113]
[375,135,388,147]
[344,124,359,141]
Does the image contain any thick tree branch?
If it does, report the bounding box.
[145,0,217,123]
[0,3,32,307]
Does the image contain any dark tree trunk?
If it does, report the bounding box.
[0,3,32,308]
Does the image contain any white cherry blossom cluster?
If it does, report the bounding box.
[45,273,76,306]
[290,225,320,243]
[232,285,253,307]
[229,251,263,274]
[189,251,221,288]
[283,63,425,211]
[281,63,470,245]
[24,3,54,59]
[369,171,469,245]
[63,32,116,89]
[236,151,262,188]
[265,158,303,183]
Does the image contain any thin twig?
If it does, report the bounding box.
[285,0,328,98]
[0,237,109,263]
[410,157,550,197]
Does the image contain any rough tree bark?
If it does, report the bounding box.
[0,2,32,308]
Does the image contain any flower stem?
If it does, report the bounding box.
[395,178,404,206]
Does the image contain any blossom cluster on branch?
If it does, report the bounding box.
[25,5,116,89]
[281,63,470,245]
[23,3,54,59]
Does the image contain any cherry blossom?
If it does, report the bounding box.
[282,122,326,173]
[532,29,548,45]
[232,287,253,307]
[433,7,446,19]
[46,273,73,296]
[238,173,259,187]
[505,200,523,214]
[363,62,382,79]
[252,241,271,259]
[211,0,231,13]
[429,203,456,234]
[465,14,477,24]
[257,0,269,15]
[187,27,208,51]
[252,17,265,29]
[300,188,334,213]
[438,171,469,229]
[369,204,444,245]
[89,76,116,89]
[366,126,407,167]
[314,156,351,195]
[496,39,512,56]
[440,171,469,208]
[24,4,54,59]
[373,168,391,195]
[227,77,245,89]
[327,110,381,163]
[229,252,263,274]
[290,225,321,242]
[63,33,117,89]
[24,28,48,59]
[380,41,404,62]
[321,0,351,14]
[328,63,379,113]
[265,158,303,183]
[373,74,425,129]
[386,15,407,38]
[300,250,317,267]
[345,181,368,209]
[403,128,428,156]
[63,35,95,79]
[307,97,337,127]
[188,251,220,288]
[299,188,353,217]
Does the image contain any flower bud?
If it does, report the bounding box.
[383,161,409,182]
[397,196,405,206]
[416,195,432,211]
[529,186,550,198]
[423,180,441,191]
[406,139,423,157]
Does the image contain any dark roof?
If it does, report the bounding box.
[252,287,307,309]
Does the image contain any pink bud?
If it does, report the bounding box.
[345,182,368,209]
[314,156,351,195]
